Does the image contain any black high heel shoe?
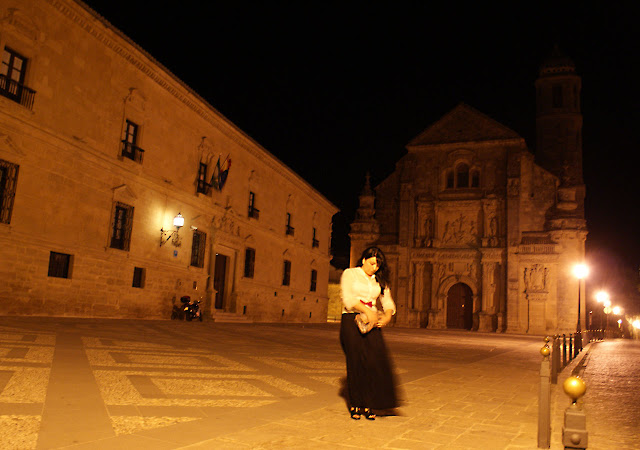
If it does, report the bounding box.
[349,407,361,420]
[362,408,376,420]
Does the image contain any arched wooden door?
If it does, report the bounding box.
[446,282,473,330]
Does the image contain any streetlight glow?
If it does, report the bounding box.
[612,306,622,315]
[573,264,589,279]
[596,291,610,303]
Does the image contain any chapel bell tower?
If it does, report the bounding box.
[535,45,585,218]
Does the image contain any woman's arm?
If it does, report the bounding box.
[341,269,378,324]
[377,287,396,327]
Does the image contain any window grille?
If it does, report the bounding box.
[244,247,256,278]
[282,260,291,286]
[0,159,19,224]
[48,252,71,278]
[110,202,134,251]
[190,230,206,268]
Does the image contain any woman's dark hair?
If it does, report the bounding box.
[355,246,390,291]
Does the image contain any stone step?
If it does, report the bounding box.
[210,311,252,323]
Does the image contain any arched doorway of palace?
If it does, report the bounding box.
[446,282,473,330]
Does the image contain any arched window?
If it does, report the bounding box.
[456,164,469,188]
[471,169,480,188]
[446,170,454,189]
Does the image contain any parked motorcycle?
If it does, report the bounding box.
[171,295,202,321]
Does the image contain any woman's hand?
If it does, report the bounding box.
[365,310,378,328]
[377,310,393,327]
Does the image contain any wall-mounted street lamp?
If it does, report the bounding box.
[160,213,184,247]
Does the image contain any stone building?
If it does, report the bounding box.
[351,49,587,334]
[0,0,337,321]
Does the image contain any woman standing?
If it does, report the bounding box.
[340,246,399,420]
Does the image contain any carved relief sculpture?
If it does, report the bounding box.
[441,213,476,245]
[524,264,548,293]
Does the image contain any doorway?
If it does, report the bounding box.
[446,282,473,330]
[213,254,228,310]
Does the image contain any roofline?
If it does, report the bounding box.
[62,0,338,215]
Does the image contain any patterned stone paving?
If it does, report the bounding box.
[0,319,635,449]
[0,329,55,449]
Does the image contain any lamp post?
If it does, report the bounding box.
[596,291,610,338]
[573,264,589,353]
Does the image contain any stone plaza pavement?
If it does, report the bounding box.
[0,317,635,449]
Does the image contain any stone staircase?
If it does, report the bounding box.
[210,311,252,323]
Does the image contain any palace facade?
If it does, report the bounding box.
[0,0,337,321]
[351,49,587,334]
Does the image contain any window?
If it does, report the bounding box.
[248,191,260,219]
[310,269,317,292]
[552,85,563,108]
[0,47,34,109]
[190,230,206,268]
[110,202,134,251]
[132,267,145,288]
[456,164,469,188]
[121,120,144,163]
[445,164,480,190]
[446,171,454,189]
[312,227,319,248]
[0,159,19,224]
[244,247,255,278]
[471,170,480,188]
[285,212,294,236]
[282,260,291,286]
[48,252,71,278]
[196,162,208,194]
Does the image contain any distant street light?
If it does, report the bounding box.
[595,291,610,331]
[573,264,589,353]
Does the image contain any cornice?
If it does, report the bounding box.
[45,0,337,215]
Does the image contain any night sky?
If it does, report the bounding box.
[80,1,639,311]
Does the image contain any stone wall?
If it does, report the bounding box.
[0,0,337,321]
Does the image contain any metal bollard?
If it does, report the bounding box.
[562,334,567,367]
[562,376,588,449]
[538,337,552,448]
[551,335,560,384]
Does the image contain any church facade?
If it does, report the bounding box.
[350,51,587,334]
[0,0,337,321]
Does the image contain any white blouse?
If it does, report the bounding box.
[340,267,396,315]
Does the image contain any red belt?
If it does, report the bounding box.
[360,300,373,307]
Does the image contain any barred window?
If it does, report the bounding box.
[110,202,134,251]
[282,260,291,286]
[190,230,206,268]
[0,159,19,224]
[48,251,71,278]
[310,269,317,292]
[132,267,145,288]
[244,247,255,278]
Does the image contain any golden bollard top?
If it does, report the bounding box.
[563,376,587,404]
[540,345,550,357]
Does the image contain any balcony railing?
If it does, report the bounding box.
[248,206,260,219]
[286,225,295,236]
[0,74,36,110]
[121,140,145,163]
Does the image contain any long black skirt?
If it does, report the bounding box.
[340,313,399,410]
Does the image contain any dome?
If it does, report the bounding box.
[539,45,576,77]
